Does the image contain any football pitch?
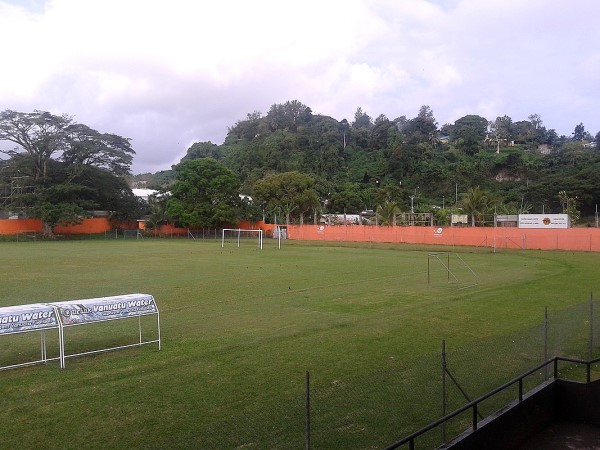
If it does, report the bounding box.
[1,238,599,449]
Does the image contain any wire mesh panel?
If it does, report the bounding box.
[310,356,443,449]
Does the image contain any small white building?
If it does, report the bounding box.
[132,189,159,202]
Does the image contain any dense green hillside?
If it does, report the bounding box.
[133,101,600,224]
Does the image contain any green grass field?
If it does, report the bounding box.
[1,238,599,449]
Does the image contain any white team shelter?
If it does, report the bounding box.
[0,303,61,370]
[0,293,161,371]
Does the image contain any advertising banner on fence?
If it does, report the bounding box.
[518,214,570,229]
[0,303,58,334]
[52,293,158,326]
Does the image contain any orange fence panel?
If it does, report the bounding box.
[0,219,42,235]
[53,218,112,234]
[285,225,600,252]
[3,217,599,252]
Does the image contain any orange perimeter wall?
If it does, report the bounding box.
[0,219,42,235]
[2,218,599,252]
[285,225,600,252]
[53,218,113,234]
[0,218,136,235]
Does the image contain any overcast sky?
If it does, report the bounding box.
[1,0,598,174]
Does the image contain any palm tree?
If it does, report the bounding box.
[460,186,491,226]
[376,200,401,226]
[144,195,170,235]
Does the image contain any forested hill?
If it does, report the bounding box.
[134,100,600,220]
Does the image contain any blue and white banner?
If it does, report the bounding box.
[53,294,158,326]
[0,303,58,334]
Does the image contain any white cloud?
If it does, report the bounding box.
[1,0,599,173]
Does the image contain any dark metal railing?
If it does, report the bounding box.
[384,355,600,450]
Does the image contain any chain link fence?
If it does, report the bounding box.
[303,295,599,449]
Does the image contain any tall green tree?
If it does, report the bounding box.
[352,107,373,130]
[61,123,134,175]
[11,162,143,235]
[0,110,137,236]
[180,141,222,162]
[573,123,586,141]
[488,115,513,153]
[327,184,364,214]
[0,110,71,179]
[167,158,242,228]
[451,115,488,155]
[252,171,319,224]
[0,110,135,179]
[266,100,312,132]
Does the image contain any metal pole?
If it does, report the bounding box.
[428,255,430,287]
[41,331,46,362]
[441,340,447,443]
[305,371,311,450]
[590,293,594,361]
[544,306,548,380]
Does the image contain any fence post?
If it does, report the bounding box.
[441,340,447,443]
[544,306,548,380]
[427,256,430,287]
[590,293,594,361]
[305,371,311,450]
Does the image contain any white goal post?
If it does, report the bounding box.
[221,228,263,250]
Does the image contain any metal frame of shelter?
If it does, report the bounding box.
[0,293,161,371]
[0,303,61,371]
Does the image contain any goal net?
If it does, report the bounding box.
[221,228,263,250]
[427,252,478,289]
[123,229,144,239]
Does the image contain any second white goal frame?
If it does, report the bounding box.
[427,252,478,289]
[221,228,263,250]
